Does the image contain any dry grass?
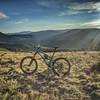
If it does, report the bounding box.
[0,51,100,100]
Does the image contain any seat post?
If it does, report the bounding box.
[51,47,57,59]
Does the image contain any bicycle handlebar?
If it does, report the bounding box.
[34,45,59,49]
[53,47,59,50]
[33,45,59,52]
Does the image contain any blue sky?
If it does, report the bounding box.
[0,0,100,33]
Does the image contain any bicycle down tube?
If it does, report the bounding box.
[34,47,56,67]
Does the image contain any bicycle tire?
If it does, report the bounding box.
[20,56,38,75]
[52,57,71,77]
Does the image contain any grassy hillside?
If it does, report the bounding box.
[0,29,100,51]
[42,29,100,50]
[0,48,9,51]
[0,51,100,100]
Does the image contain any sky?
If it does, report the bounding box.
[0,0,100,33]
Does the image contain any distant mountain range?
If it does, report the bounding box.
[0,28,100,51]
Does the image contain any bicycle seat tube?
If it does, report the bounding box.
[50,47,57,60]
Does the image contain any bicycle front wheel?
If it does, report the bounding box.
[52,58,71,77]
[20,56,38,75]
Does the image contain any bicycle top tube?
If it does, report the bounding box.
[34,45,59,52]
[33,46,60,67]
[34,46,54,59]
[33,45,59,57]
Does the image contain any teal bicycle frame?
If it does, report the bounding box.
[34,47,57,67]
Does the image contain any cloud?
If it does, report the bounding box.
[59,10,81,16]
[14,19,29,24]
[6,18,30,25]
[82,19,100,28]
[69,2,94,10]
[37,0,60,9]
[69,2,100,12]
[63,2,100,16]
[38,1,49,7]
[54,19,100,29]
[94,2,100,9]
[58,2,100,16]
[0,11,8,19]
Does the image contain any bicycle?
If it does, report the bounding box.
[0,53,16,75]
[20,46,71,77]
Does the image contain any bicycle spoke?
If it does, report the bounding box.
[52,58,71,77]
[20,56,38,74]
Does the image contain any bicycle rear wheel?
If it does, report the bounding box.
[52,58,71,77]
[20,56,38,75]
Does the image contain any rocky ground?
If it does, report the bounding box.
[0,51,100,100]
